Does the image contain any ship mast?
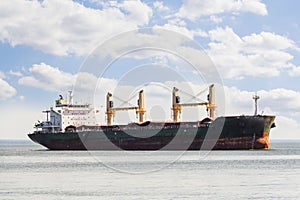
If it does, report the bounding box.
[253,93,260,116]
[42,110,50,121]
[172,84,216,122]
[106,90,146,125]
[68,91,73,105]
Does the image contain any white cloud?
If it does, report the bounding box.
[0,78,17,100]
[178,0,267,21]
[9,70,23,77]
[207,27,299,78]
[18,62,118,99]
[154,23,195,39]
[224,86,300,116]
[271,116,300,140]
[260,88,300,114]
[120,0,153,25]
[210,15,223,24]
[0,0,152,56]
[153,1,170,12]
[242,31,299,51]
[288,65,300,77]
[87,27,213,79]
[19,63,75,92]
[153,18,208,39]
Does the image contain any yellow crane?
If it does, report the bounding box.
[106,90,146,125]
[172,84,216,122]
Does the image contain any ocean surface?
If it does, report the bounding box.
[1,140,300,200]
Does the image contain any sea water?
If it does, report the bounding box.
[0,141,299,199]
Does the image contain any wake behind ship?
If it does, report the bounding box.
[28,85,276,150]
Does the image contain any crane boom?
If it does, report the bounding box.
[179,102,208,107]
[112,107,138,111]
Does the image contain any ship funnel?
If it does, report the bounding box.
[208,84,215,119]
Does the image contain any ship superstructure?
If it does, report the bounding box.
[34,91,98,134]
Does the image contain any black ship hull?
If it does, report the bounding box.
[28,115,275,150]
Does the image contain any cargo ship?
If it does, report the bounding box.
[28,85,276,150]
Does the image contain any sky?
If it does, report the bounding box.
[0,0,300,140]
